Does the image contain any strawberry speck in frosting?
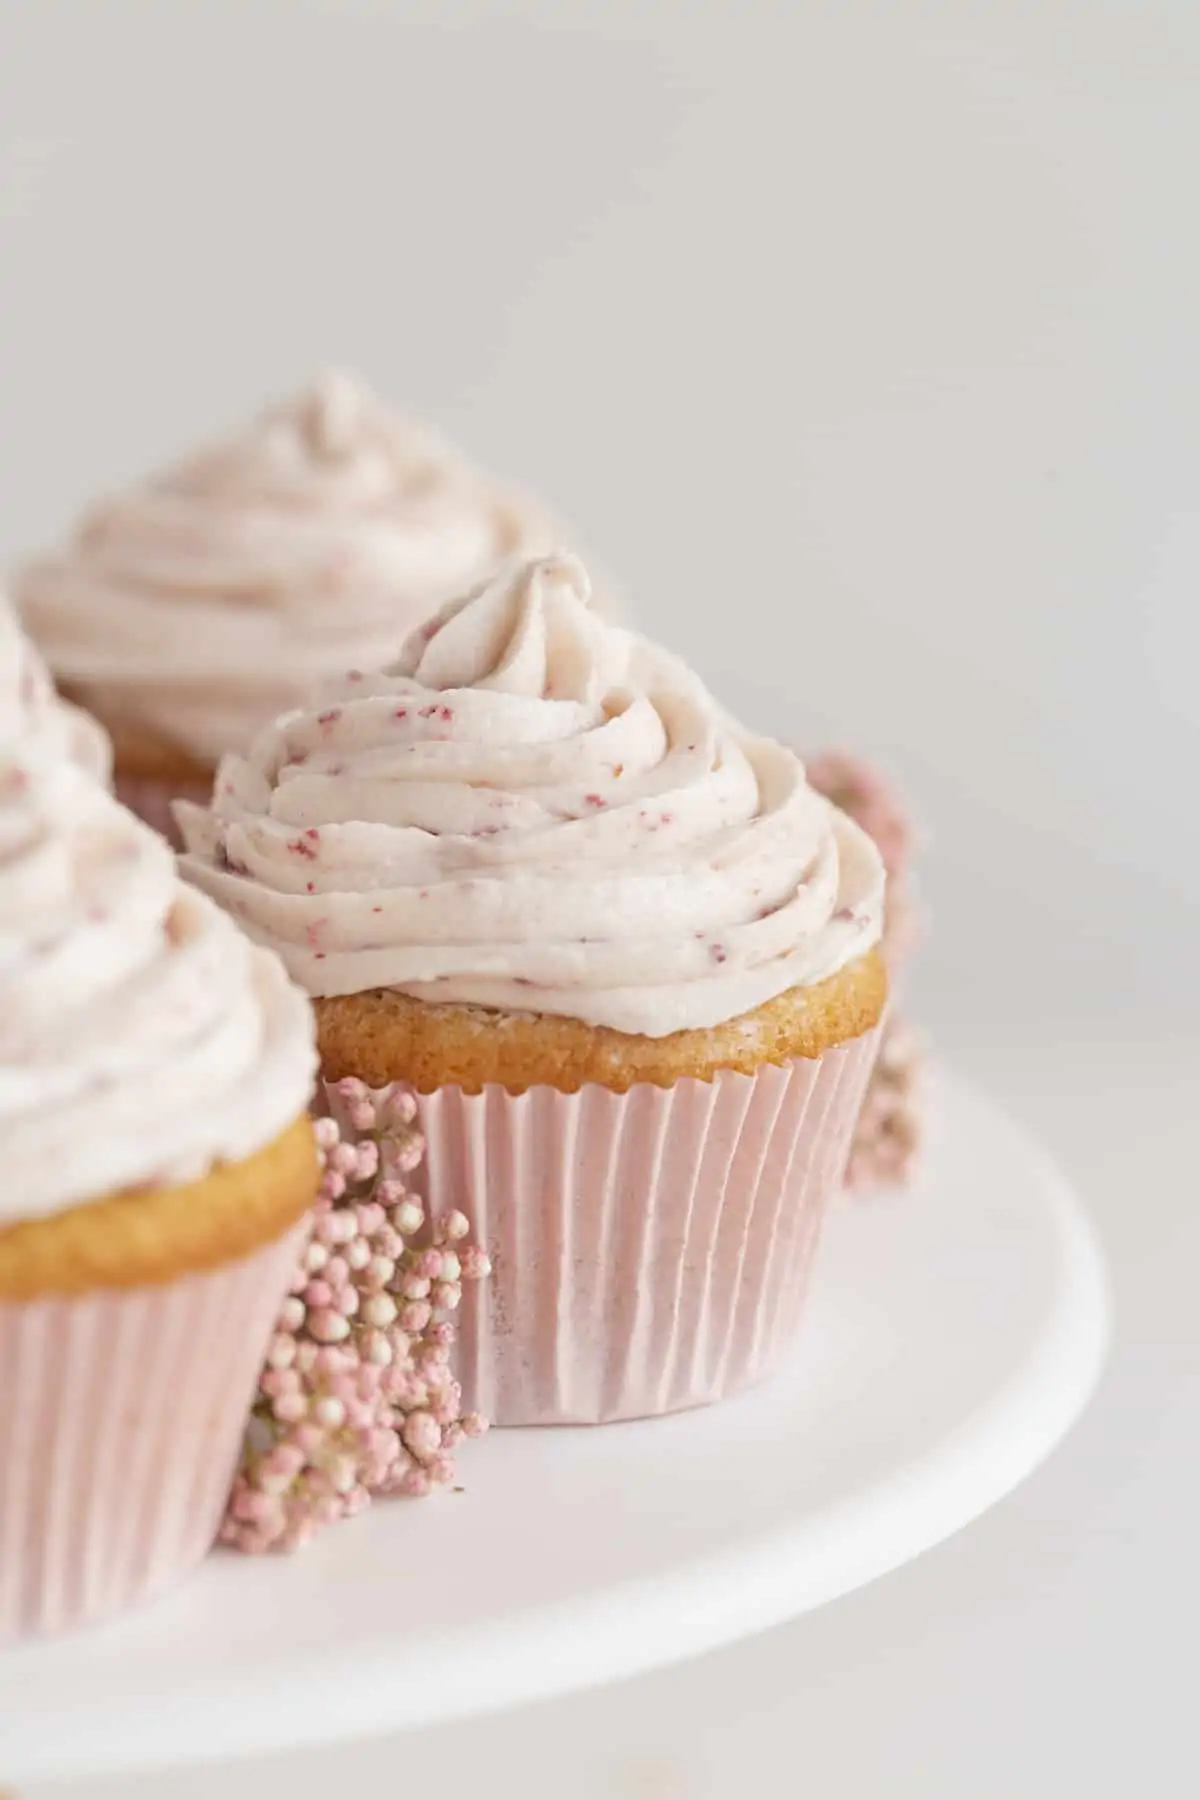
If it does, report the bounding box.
[317,709,342,729]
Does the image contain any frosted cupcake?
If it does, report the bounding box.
[178,554,885,1425]
[0,588,110,780]
[0,756,318,1640]
[16,371,595,838]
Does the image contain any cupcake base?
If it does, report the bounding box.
[411,1029,880,1425]
[0,1224,307,1642]
[0,1118,318,1641]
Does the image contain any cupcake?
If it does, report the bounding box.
[178,554,886,1426]
[0,588,110,780]
[0,755,318,1640]
[16,371,606,840]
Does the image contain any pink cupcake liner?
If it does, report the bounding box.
[412,1029,879,1426]
[114,772,213,848]
[0,1221,307,1643]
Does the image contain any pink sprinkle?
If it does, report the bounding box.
[835,906,857,923]
[660,812,675,826]
[306,921,326,951]
[314,951,327,960]
[372,905,382,914]
[583,793,606,809]
[304,827,320,841]
[394,707,408,720]
[710,943,728,964]
[306,881,316,894]
[288,837,318,861]
[316,709,342,729]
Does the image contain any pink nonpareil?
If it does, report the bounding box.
[222,1082,490,1554]
[806,748,928,1192]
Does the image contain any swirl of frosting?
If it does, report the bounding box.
[0,591,110,781]
[0,754,315,1222]
[177,555,884,1038]
[16,371,574,766]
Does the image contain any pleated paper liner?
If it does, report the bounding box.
[0,1222,306,1643]
[412,1028,879,1426]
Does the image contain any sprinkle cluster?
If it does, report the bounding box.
[222,1080,490,1553]
[806,749,928,1193]
[845,1016,926,1192]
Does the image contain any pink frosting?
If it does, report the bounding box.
[177,555,883,1038]
[16,372,583,765]
[0,591,109,782]
[0,755,315,1221]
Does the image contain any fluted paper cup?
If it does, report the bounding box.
[0,1222,306,1643]
[412,1029,879,1426]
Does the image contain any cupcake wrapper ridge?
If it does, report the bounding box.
[0,1221,307,1643]
[412,1030,879,1426]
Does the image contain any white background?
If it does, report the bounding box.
[0,1,1195,1795]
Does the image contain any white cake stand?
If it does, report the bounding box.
[0,1073,1108,1786]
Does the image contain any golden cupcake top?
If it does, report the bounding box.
[178,554,884,1039]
